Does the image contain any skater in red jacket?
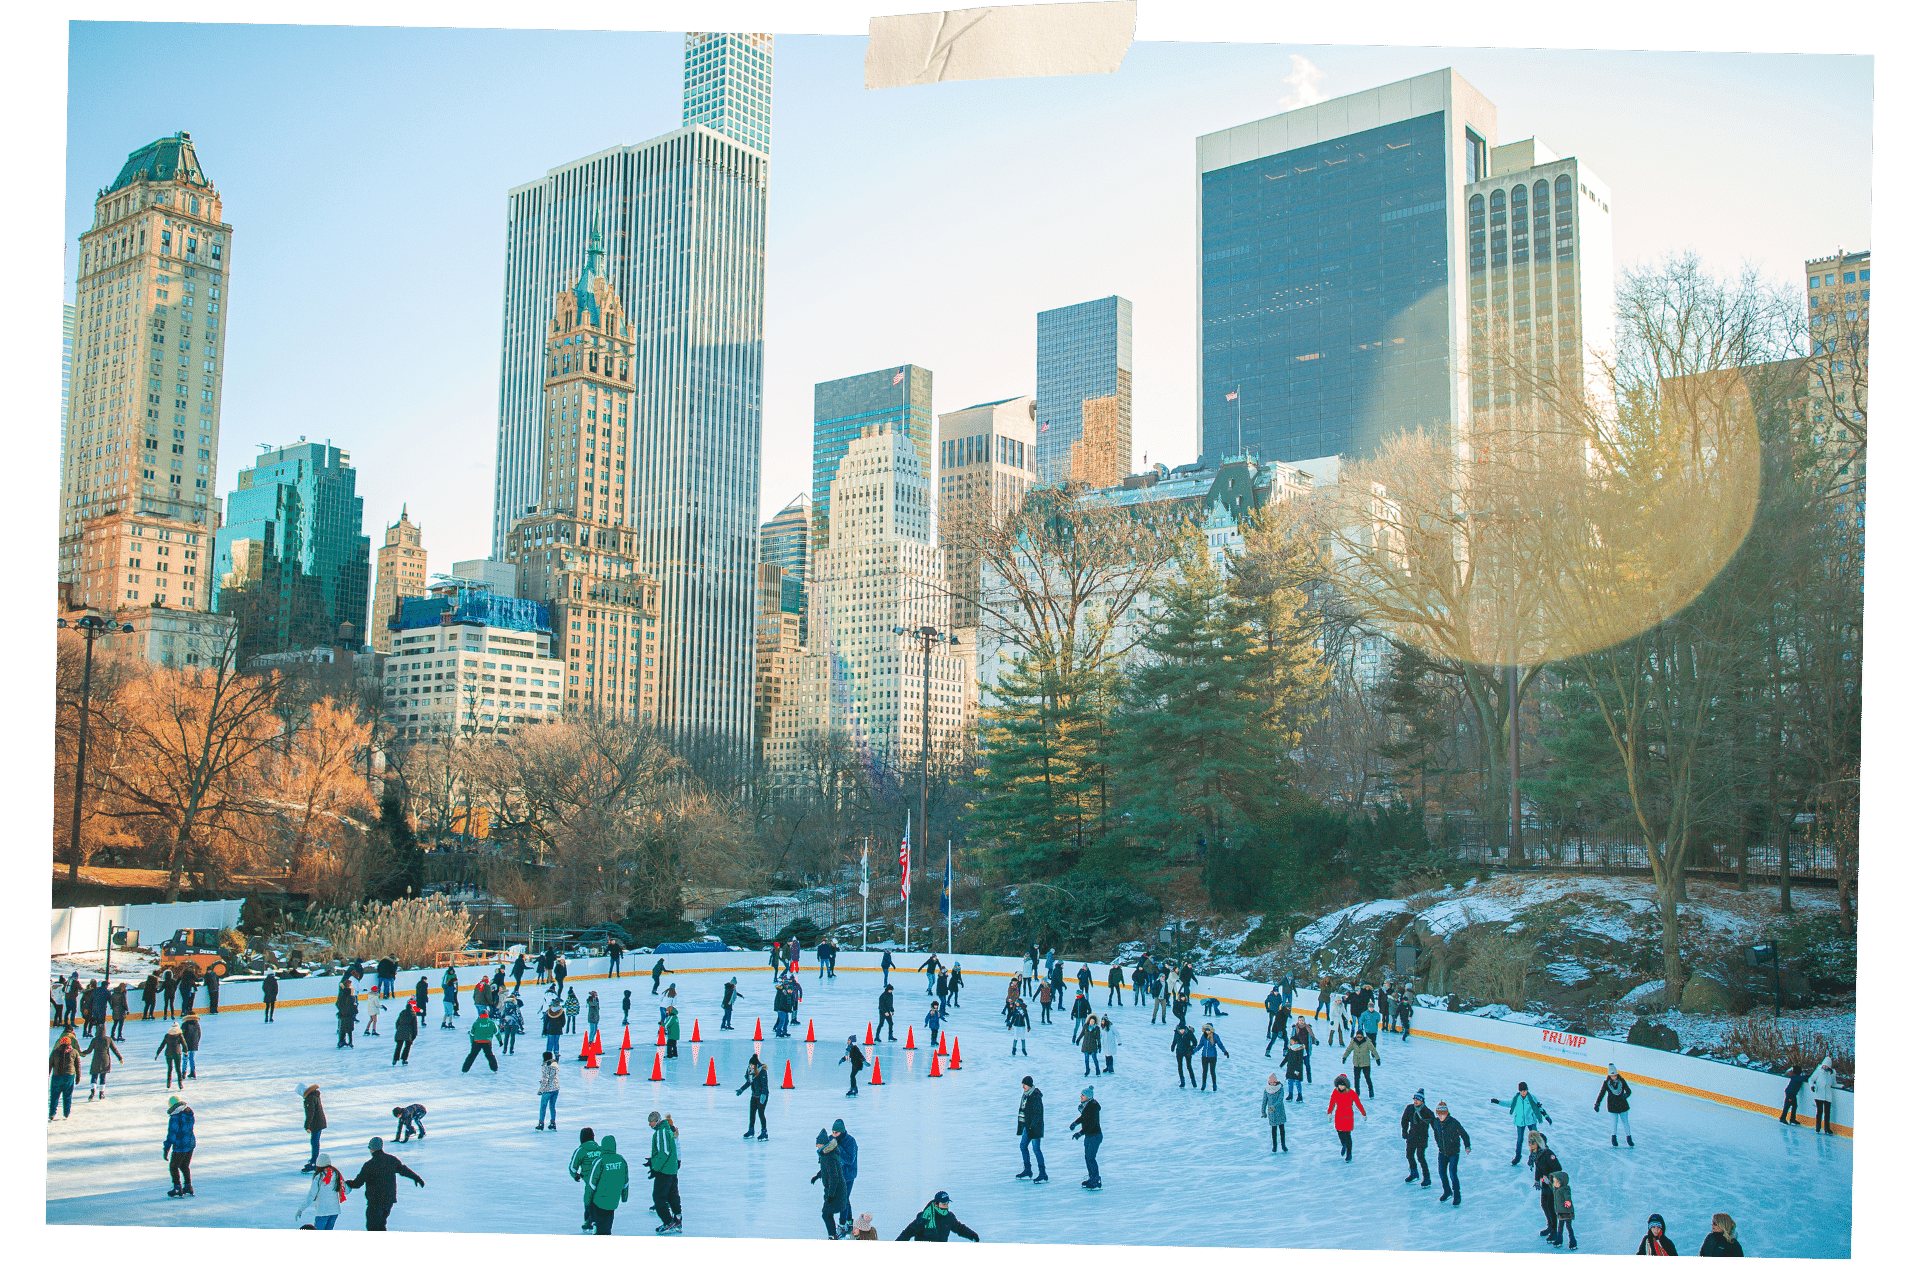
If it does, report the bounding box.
[1327,1073,1367,1162]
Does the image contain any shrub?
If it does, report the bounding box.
[1780,912,1856,987]
[1454,929,1536,1007]
[308,894,472,968]
[1717,1013,1854,1089]
[1243,915,1293,953]
[622,906,696,949]
[774,916,823,947]
[1013,873,1159,952]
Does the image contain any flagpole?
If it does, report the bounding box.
[861,837,869,953]
[946,840,953,956]
[1235,383,1243,457]
[904,809,912,952]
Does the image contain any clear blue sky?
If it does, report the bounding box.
[64,23,1871,571]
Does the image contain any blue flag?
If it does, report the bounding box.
[940,846,951,918]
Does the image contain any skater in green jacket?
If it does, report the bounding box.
[647,1111,682,1234]
[569,1126,602,1232]
[586,1135,630,1235]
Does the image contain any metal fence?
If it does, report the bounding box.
[1451,834,1838,879]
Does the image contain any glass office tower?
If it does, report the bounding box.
[810,366,932,550]
[1035,295,1132,488]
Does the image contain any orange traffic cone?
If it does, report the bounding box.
[690,1019,701,1043]
[870,1057,884,1086]
[904,1026,916,1050]
[949,1037,962,1069]
[649,1050,664,1081]
[938,1031,947,1055]
[805,1019,816,1043]
[591,1030,603,1054]
[578,1031,593,1060]
[780,1060,796,1089]
[864,1022,874,1046]
[615,1048,629,1076]
[585,1043,600,1070]
[704,1058,720,1086]
[928,1051,942,1077]
[753,1018,764,1041]
[657,1024,666,1046]
[621,1025,632,1051]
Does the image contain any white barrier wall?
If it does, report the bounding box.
[50,899,245,956]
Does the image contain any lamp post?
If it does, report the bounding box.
[59,612,134,887]
[894,623,959,946]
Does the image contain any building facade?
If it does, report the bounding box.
[937,395,1037,629]
[682,32,774,153]
[753,561,807,763]
[760,493,810,583]
[1805,248,1869,552]
[69,510,213,612]
[1196,70,1497,466]
[383,589,563,741]
[812,366,934,551]
[60,131,231,590]
[212,441,371,661]
[371,506,428,653]
[492,37,770,744]
[450,559,518,596]
[62,600,238,671]
[1036,296,1132,488]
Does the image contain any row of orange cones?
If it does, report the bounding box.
[576,1022,966,1085]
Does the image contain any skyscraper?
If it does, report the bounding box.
[937,395,1036,629]
[1036,296,1132,488]
[503,240,663,721]
[812,365,933,550]
[60,304,74,488]
[371,506,428,653]
[60,131,232,592]
[212,441,371,661]
[759,493,810,583]
[682,32,774,153]
[493,33,770,743]
[1195,70,1496,467]
[1805,249,1869,550]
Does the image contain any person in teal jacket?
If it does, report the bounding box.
[569,1126,602,1232]
[663,1007,682,1059]
[163,1096,196,1197]
[1491,1082,1552,1164]
[647,1111,682,1234]
[586,1134,630,1235]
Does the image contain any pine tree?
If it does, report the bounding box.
[971,649,1108,879]
[1375,642,1447,815]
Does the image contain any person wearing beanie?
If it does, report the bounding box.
[154,1022,188,1090]
[1401,1089,1436,1184]
[570,1126,604,1232]
[1016,1076,1048,1181]
[830,1119,859,1232]
[896,1190,979,1241]
[163,1095,196,1197]
[851,1212,879,1240]
[1261,1072,1289,1153]
[295,1153,347,1228]
[838,1035,867,1097]
[648,1111,682,1234]
[812,1128,850,1239]
[1637,1212,1678,1255]
[1431,1101,1471,1205]
[1327,1073,1366,1162]
[1809,1055,1838,1134]
[346,1135,424,1231]
[298,1083,327,1172]
[1593,1064,1635,1146]
[1070,1086,1103,1188]
[1491,1081,1551,1164]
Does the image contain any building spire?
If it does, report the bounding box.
[574,220,605,327]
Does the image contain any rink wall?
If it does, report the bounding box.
[198,948,1853,1138]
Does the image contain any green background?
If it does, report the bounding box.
[0,5,1889,1274]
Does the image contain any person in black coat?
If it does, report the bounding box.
[877,984,896,1041]
[262,972,280,1023]
[205,969,220,1014]
[335,981,358,1048]
[1401,1089,1436,1186]
[344,1137,424,1231]
[1431,1102,1471,1205]
[1699,1213,1744,1256]
[414,976,431,1015]
[392,1001,420,1064]
[1016,1077,1047,1181]
[896,1191,979,1241]
[1171,1023,1199,1087]
[812,1129,850,1238]
[1070,1087,1103,1188]
[141,972,159,1020]
[1527,1134,1563,1239]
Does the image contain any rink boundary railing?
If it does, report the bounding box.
[168,950,1854,1139]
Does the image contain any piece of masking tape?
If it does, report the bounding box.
[866,2,1136,89]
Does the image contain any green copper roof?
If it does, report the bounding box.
[108,131,211,194]
[573,220,605,326]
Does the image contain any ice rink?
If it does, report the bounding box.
[45,960,1851,1254]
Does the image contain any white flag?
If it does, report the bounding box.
[860,842,870,898]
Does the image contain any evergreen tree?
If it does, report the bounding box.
[372,787,425,900]
[1374,641,1447,814]
[971,648,1109,879]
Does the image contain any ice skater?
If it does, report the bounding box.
[1527,1133,1564,1244]
[155,1022,188,1090]
[1809,1055,1838,1134]
[813,1128,850,1239]
[722,976,739,1030]
[345,1136,424,1232]
[293,1153,347,1229]
[392,1102,427,1143]
[1172,1022,1199,1088]
[1327,1072,1366,1162]
[648,1111,683,1234]
[737,1056,770,1139]
[564,987,579,1033]
[652,957,673,995]
[827,1119,857,1234]
[163,1096,196,1197]
[1290,1015,1318,1085]
[1781,1061,1808,1126]
[1637,1213,1679,1255]
[1078,1014,1103,1076]
[1432,1101,1471,1205]
[299,1082,327,1171]
[1069,1086,1103,1188]
[537,1051,560,1130]
[1342,1029,1380,1097]
[1007,995,1030,1055]
[1197,1023,1230,1090]
[663,1005,681,1058]
[1037,980,1054,1024]
[1492,1082,1552,1163]
[1402,1088,1435,1184]
[83,1030,122,1100]
[896,1191,979,1240]
[877,983,896,1040]
[1099,1014,1119,1073]
[48,1033,82,1119]
[838,1035,867,1096]
[1261,1072,1289,1152]
[570,1127,604,1231]
[463,1007,500,1072]
[262,971,279,1023]
[1017,1076,1048,1181]
[925,999,944,1048]
[1593,1064,1634,1146]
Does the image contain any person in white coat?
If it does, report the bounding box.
[294,1152,349,1230]
[1808,1055,1838,1134]
[1099,1015,1119,1074]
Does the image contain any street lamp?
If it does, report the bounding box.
[893,623,960,946]
[59,612,134,887]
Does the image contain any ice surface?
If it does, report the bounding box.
[45,960,1851,1254]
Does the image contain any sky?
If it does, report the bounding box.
[61,23,1872,575]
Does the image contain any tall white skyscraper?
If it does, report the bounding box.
[493,33,771,744]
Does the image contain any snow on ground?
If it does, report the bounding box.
[49,947,165,989]
[46,960,1851,1254]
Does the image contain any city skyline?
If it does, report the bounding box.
[58,25,1871,589]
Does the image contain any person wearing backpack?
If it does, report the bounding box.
[1593,1064,1635,1146]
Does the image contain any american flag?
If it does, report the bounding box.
[898,812,912,900]
[1039,420,1050,434]
[1225,389,1239,401]
[893,369,905,386]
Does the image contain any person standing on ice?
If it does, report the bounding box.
[554,954,570,989]
[334,980,358,1048]
[663,1005,683,1058]
[1077,1014,1103,1076]
[936,965,952,1015]
[1593,1065,1634,1146]
[1008,996,1031,1056]
[1197,1023,1230,1091]
[1395,986,1414,1043]
[1149,969,1168,1025]
[1401,1089,1435,1185]
[897,1190,979,1241]
[159,968,177,1020]
[1341,1030,1380,1098]
[499,993,523,1056]
[1636,1212,1678,1254]
[440,969,460,1030]
[48,1033,82,1119]
[1698,1212,1743,1256]
[376,954,397,1000]
[1290,1016,1318,1086]
[511,950,527,993]
[881,945,896,989]
[1431,1101,1470,1204]
[1016,1076,1048,1181]
[737,1056,770,1139]
[1106,962,1124,1006]
[1314,973,1333,1021]
[569,1126,604,1231]
[364,985,386,1038]
[925,999,945,1046]
[1780,1061,1809,1126]
[1099,1014,1119,1073]
[155,1022,188,1090]
[949,961,964,1007]
[294,1152,347,1229]
[1171,988,1192,1029]
[812,1128,851,1239]
[564,987,580,1034]
[1282,1040,1307,1102]
[141,971,159,1021]
[178,968,200,1017]
[1037,979,1054,1025]
[299,1083,327,1171]
[647,1112,683,1234]
[1261,1072,1289,1152]
[838,1036,867,1096]
[413,975,430,1017]
[1070,1085,1103,1188]
[1809,1055,1838,1134]
[541,1001,565,1058]
[1171,1022,1199,1088]
[84,1029,121,1100]
[1327,1073,1366,1161]
[876,982,897,1041]
[1527,1133,1564,1243]
[586,990,601,1043]
[162,1096,196,1197]
[346,1136,424,1232]
[536,1051,560,1130]
[721,976,739,1030]
[262,971,279,1024]
[462,1006,500,1073]
[830,1118,858,1230]
[1264,984,1287,1054]
[922,952,941,995]
[1492,1082,1552,1164]
[651,956,672,995]
[111,982,129,1039]
[1069,989,1093,1043]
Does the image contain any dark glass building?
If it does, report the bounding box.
[1196,70,1497,468]
[1036,295,1132,488]
[811,365,932,549]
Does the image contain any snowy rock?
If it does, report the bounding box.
[1680,971,1735,1014]
[1627,1017,1682,1052]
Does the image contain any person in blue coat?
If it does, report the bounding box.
[831,1119,859,1232]
[163,1096,196,1197]
[1491,1082,1551,1164]
[925,1000,944,1046]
